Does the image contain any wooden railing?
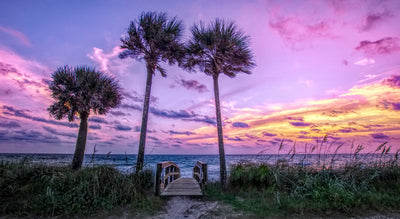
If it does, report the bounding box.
[155,161,180,196]
[193,161,207,191]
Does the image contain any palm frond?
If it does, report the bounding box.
[184,18,255,78]
[119,11,184,77]
[47,66,123,121]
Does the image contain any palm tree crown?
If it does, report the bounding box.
[185,19,255,78]
[119,11,184,76]
[48,66,122,120]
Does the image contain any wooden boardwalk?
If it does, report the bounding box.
[161,178,203,196]
[155,161,207,197]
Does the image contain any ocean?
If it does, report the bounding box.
[0,153,394,181]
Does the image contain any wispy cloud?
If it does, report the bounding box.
[0,26,32,46]
[354,58,375,66]
[87,46,122,72]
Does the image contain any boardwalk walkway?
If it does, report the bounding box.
[161,178,202,196]
[155,161,207,197]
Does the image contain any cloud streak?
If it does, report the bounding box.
[178,79,208,93]
[0,26,32,46]
[2,105,78,128]
[355,37,400,55]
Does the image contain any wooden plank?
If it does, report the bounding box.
[160,178,203,196]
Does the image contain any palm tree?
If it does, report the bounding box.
[48,66,122,170]
[119,11,184,172]
[185,19,255,187]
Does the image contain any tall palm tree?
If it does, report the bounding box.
[119,11,184,172]
[185,19,255,187]
[48,66,122,170]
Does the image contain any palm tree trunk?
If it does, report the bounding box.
[136,66,154,172]
[213,75,227,188]
[72,112,89,170]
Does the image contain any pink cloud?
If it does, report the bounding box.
[355,37,400,55]
[87,46,122,72]
[0,26,32,46]
[269,17,334,47]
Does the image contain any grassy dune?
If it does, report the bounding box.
[206,142,400,217]
[0,161,161,216]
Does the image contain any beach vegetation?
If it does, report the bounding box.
[0,161,161,216]
[206,142,400,217]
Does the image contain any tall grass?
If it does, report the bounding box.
[0,161,161,216]
[207,140,400,217]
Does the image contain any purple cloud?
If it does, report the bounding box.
[184,116,216,126]
[114,124,132,131]
[355,37,400,55]
[287,116,304,121]
[362,124,385,129]
[392,103,400,111]
[262,132,277,137]
[122,90,158,103]
[232,122,250,128]
[150,108,194,119]
[178,79,208,93]
[338,127,357,133]
[133,126,156,133]
[147,136,159,141]
[163,130,196,136]
[120,103,142,111]
[361,11,391,31]
[2,105,78,128]
[0,120,21,128]
[370,133,389,140]
[109,111,126,116]
[42,126,76,138]
[0,62,18,76]
[89,124,101,130]
[227,136,244,141]
[382,75,400,88]
[0,129,60,144]
[88,116,108,124]
[290,122,313,127]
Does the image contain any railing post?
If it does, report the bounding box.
[202,163,208,186]
[155,163,162,196]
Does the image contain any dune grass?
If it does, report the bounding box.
[206,141,400,217]
[0,160,162,217]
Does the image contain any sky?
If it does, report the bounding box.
[1,0,400,155]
